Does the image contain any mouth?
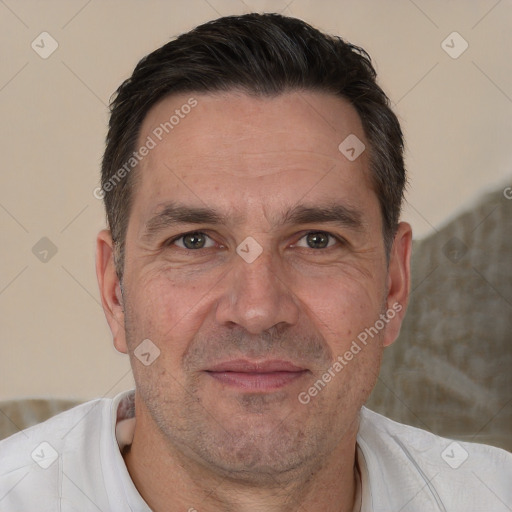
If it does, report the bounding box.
[204,359,309,391]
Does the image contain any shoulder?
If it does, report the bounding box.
[358,407,512,511]
[0,397,109,464]
[0,395,118,510]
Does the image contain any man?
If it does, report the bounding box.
[0,12,510,512]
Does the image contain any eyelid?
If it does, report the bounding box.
[292,231,345,248]
[164,229,346,250]
[166,230,217,249]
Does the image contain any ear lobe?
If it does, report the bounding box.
[382,222,412,347]
[96,229,128,354]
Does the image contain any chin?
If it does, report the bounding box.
[187,414,325,485]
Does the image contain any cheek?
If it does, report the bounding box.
[293,270,385,351]
[124,273,208,359]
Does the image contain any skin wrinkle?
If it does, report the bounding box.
[140,201,364,245]
[96,90,412,512]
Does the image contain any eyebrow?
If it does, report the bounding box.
[281,203,362,230]
[141,202,225,241]
[141,201,363,242]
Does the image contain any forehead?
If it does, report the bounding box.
[132,90,375,221]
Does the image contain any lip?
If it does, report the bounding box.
[205,359,308,391]
[207,359,306,373]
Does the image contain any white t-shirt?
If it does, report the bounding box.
[0,389,510,511]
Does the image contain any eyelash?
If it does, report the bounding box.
[168,231,219,250]
[166,231,345,250]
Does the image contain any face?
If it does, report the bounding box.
[97,90,411,482]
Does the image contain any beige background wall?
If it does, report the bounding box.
[1,0,511,400]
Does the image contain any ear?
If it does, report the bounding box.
[382,222,412,347]
[96,229,128,354]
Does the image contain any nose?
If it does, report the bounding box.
[214,248,300,335]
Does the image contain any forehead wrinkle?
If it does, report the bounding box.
[144,146,345,180]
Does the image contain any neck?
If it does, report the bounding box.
[123,396,360,512]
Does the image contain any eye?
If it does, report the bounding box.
[295,231,339,249]
[172,231,216,250]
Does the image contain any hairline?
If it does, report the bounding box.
[112,87,395,280]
